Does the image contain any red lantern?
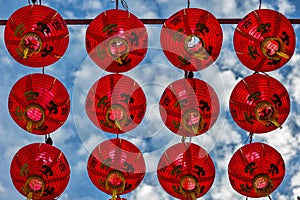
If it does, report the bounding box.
[87,138,146,200]
[8,73,70,135]
[233,9,295,72]
[86,9,148,73]
[10,143,70,199]
[85,74,146,134]
[229,73,290,133]
[228,142,285,198]
[157,142,215,199]
[160,8,223,71]
[159,78,219,137]
[4,5,69,68]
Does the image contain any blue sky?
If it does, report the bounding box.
[0,0,300,199]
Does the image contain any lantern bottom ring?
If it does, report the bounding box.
[182,109,204,135]
[24,175,45,198]
[253,174,274,196]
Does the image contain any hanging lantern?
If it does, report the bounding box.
[4,5,69,68]
[233,9,295,72]
[157,142,215,199]
[10,143,70,199]
[160,8,223,71]
[86,9,148,73]
[87,138,146,200]
[159,77,219,137]
[228,142,285,198]
[85,74,146,134]
[8,73,70,135]
[229,73,290,133]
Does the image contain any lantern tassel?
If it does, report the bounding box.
[23,48,29,59]
[27,192,33,200]
[268,118,282,129]
[276,51,289,59]
[111,189,117,200]
[191,124,199,135]
[26,121,33,132]
[115,120,122,131]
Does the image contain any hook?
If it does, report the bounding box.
[28,0,41,5]
[249,132,254,143]
[184,71,194,78]
[45,134,53,145]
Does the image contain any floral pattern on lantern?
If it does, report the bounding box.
[160,8,223,71]
[229,73,290,133]
[8,73,70,135]
[157,142,215,199]
[159,77,219,136]
[228,142,285,198]
[86,9,148,73]
[5,5,69,67]
[87,138,146,200]
[10,143,70,200]
[233,9,295,72]
[85,74,146,134]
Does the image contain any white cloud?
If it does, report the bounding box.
[129,183,171,200]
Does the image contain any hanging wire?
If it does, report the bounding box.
[259,0,262,9]
[42,67,45,74]
[116,0,119,10]
[244,132,254,144]
[187,0,190,8]
[121,0,128,11]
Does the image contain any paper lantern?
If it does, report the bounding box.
[4,5,69,68]
[8,73,70,135]
[157,142,215,199]
[86,9,148,73]
[87,138,146,200]
[85,74,146,134]
[160,8,223,71]
[228,142,285,198]
[159,77,219,137]
[10,143,70,199]
[234,9,295,72]
[229,73,290,133]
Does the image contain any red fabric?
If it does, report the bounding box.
[86,9,148,73]
[229,73,290,133]
[8,73,70,135]
[159,78,219,136]
[228,142,285,198]
[234,9,295,72]
[157,142,215,199]
[160,8,223,71]
[10,143,70,199]
[85,74,146,134]
[4,5,69,68]
[87,138,146,197]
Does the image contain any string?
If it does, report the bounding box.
[187,0,190,8]
[116,0,119,10]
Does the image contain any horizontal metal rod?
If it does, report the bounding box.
[0,18,300,25]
